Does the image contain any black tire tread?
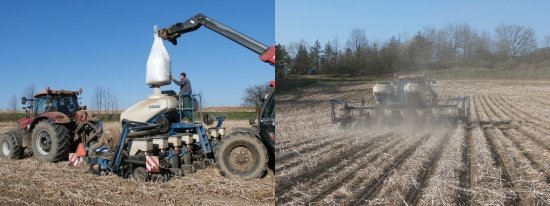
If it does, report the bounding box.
[0,130,24,159]
[31,121,72,162]
[215,132,268,180]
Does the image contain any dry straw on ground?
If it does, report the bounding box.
[276,79,550,205]
[0,120,274,205]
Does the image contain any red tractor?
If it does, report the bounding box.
[1,87,102,162]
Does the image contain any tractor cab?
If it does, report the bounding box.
[251,81,275,127]
[18,88,82,130]
[29,91,80,117]
[249,80,275,156]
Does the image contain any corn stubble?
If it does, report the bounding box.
[0,120,274,206]
[276,79,550,205]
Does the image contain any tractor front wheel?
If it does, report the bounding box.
[0,131,23,160]
[31,121,72,162]
[215,133,268,180]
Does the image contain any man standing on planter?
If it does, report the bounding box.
[173,72,193,123]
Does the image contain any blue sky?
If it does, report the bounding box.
[0,0,274,110]
[276,0,550,46]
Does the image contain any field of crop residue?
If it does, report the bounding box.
[0,120,274,206]
[276,79,550,205]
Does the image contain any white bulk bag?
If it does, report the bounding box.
[146,26,172,86]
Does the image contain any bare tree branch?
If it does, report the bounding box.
[23,84,36,99]
[495,24,537,58]
[241,83,269,107]
[8,94,17,113]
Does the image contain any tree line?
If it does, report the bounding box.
[276,23,550,78]
[6,84,36,113]
[91,87,119,114]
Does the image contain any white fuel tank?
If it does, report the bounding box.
[373,82,392,103]
[121,88,178,123]
[404,82,426,94]
[373,82,392,95]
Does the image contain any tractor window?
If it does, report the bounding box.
[67,97,77,112]
[35,98,47,114]
[53,96,78,115]
[33,95,78,115]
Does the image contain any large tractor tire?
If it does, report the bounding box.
[31,121,72,162]
[215,133,268,180]
[0,131,23,160]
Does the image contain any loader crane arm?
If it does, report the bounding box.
[157,13,275,65]
[156,13,276,179]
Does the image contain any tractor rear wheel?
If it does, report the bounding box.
[31,121,72,162]
[0,131,23,160]
[215,133,268,180]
